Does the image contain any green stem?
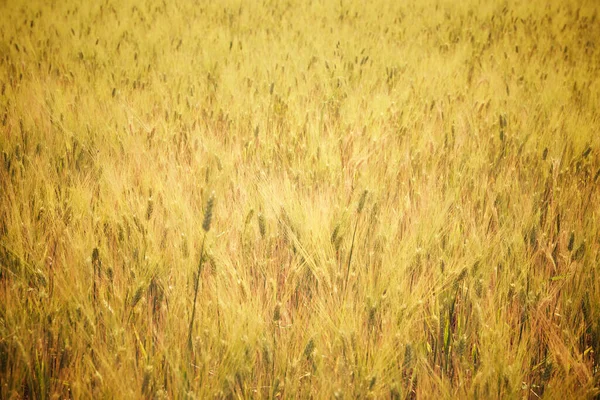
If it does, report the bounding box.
[345,219,359,294]
[188,235,206,353]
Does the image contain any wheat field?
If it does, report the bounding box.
[1,0,600,398]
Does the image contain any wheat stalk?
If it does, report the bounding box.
[188,192,215,353]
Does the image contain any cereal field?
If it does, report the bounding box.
[1,0,600,398]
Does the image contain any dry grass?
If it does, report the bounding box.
[1,0,600,398]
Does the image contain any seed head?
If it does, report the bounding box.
[202,192,215,232]
[258,213,266,238]
[146,197,154,220]
[304,338,315,359]
[130,285,144,308]
[92,247,100,266]
[567,231,575,252]
[357,190,368,214]
[331,224,340,245]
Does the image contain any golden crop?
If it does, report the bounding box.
[1,0,599,398]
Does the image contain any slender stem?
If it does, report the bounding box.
[188,235,206,352]
[215,267,221,335]
[344,218,359,294]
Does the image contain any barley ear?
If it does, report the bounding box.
[202,192,215,232]
[357,190,368,214]
[258,213,266,238]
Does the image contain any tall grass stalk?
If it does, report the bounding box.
[188,193,214,353]
[345,190,367,293]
